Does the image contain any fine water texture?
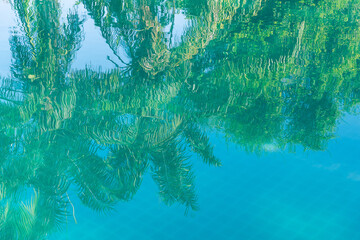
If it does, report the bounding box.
[0,0,360,239]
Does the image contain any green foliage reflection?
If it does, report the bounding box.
[0,0,360,238]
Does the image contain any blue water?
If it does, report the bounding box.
[1,0,360,239]
[51,114,360,240]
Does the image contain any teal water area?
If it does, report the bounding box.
[53,120,360,240]
[0,0,360,239]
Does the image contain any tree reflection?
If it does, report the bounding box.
[0,0,360,239]
[1,0,83,238]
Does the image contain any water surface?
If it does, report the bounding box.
[0,0,360,239]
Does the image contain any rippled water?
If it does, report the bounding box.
[0,0,360,239]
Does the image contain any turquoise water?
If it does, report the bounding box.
[1,0,360,239]
[53,122,360,240]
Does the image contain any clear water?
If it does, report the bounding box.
[0,0,360,239]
